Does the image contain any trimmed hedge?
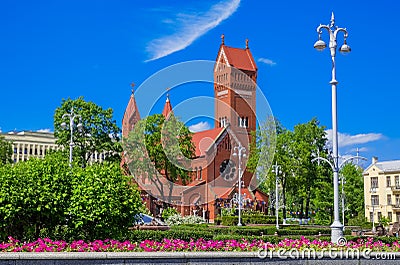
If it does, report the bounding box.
[121,227,400,245]
[123,225,378,244]
[221,214,282,226]
[277,228,331,236]
[126,229,214,242]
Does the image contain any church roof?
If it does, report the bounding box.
[212,186,235,199]
[191,127,225,157]
[253,189,269,202]
[219,45,257,72]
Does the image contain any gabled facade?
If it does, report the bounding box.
[363,157,400,224]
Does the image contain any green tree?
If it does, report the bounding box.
[313,168,334,225]
[0,151,71,240]
[291,118,329,221]
[248,117,332,224]
[247,116,278,178]
[248,117,298,220]
[54,97,121,167]
[0,135,12,165]
[340,163,364,225]
[271,129,299,222]
[123,113,195,204]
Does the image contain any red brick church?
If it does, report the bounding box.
[122,36,268,222]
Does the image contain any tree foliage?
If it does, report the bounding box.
[0,151,71,240]
[247,116,278,180]
[248,117,337,225]
[290,118,330,221]
[67,162,144,240]
[54,97,121,166]
[340,163,364,224]
[123,114,195,203]
[0,151,144,241]
[0,135,12,165]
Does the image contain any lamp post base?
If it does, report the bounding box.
[331,221,344,244]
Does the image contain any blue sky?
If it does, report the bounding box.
[1,0,399,163]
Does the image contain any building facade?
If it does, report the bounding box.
[3,131,60,163]
[122,37,268,222]
[3,131,110,164]
[363,157,400,224]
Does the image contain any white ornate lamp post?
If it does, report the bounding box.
[233,144,246,226]
[272,162,282,230]
[313,12,351,243]
[61,108,83,167]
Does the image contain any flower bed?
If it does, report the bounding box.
[1,236,400,252]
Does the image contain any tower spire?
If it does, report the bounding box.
[221,34,225,45]
[122,82,141,138]
[245,38,249,49]
[162,88,173,118]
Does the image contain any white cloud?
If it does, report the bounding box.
[348,147,369,153]
[325,129,383,148]
[145,0,241,61]
[36,128,52,133]
[258,58,276,66]
[189,121,211,133]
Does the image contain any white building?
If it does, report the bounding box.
[3,131,60,163]
[3,131,109,164]
[363,157,400,224]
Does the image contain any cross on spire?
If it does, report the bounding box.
[130,82,135,94]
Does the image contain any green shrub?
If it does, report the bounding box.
[162,207,179,221]
[0,153,144,242]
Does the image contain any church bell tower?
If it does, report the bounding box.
[214,35,257,133]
